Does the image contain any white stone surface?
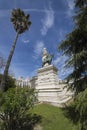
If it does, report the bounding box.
[36,65,73,107]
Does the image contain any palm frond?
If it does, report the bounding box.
[11,8,31,34]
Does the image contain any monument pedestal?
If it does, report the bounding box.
[36,65,72,107]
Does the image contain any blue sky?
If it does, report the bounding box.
[0,0,75,79]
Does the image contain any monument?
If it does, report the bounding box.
[16,48,73,107]
[36,48,73,107]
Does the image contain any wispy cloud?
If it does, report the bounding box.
[53,54,72,79]
[0,8,54,18]
[58,29,67,42]
[24,8,52,13]
[22,38,30,43]
[53,54,66,66]
[33,41,45,59]
[66,0,75,17]
[58,67,73,79]
[40,3,54,36]
[67,0,75,10]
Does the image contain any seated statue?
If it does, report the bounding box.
[42,48,53,67]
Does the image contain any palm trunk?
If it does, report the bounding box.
[0,31,19,91]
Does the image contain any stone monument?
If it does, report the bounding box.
[16,48,73,107]
[36,48,73,107]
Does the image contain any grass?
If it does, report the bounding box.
[32,103,77,130]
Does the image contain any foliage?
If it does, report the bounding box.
[63,88,87,130]
[0,74,16,91]
[75,89,87,130]
[58,0,87,94]
[11,8,31,34]
[58,26,87,94]
[75,0,87,8]
[58,0,87,129]
[0,87,40,130]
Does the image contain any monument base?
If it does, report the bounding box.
[36,65,73,107]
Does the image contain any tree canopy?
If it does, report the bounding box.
[58,0,87,129]
[58,0,87,94]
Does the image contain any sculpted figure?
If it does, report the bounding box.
[42,48,53,67]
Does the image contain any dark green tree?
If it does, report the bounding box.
[58,0,87,129]
[0,8,31,91]
[75,0,87,8]
[58,0,87,94]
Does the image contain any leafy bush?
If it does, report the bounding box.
[63,88,87,130]
[0,74,16,91]
[0,87,41,130]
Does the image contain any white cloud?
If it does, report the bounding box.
[41,3,54,36]
[66,0,75,17]
[53,54,61,66]
[53,54,66,66]
[22,38,30,43]
[67,0,75,10]
[33,41,45,59]
[53,54,73,79]
[58,68,70,79]
[58,29,67,42]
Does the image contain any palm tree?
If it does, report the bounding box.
[0,8,31,91]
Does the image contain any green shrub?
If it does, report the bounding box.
[0,87,41,130]
[0,74,16,91]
